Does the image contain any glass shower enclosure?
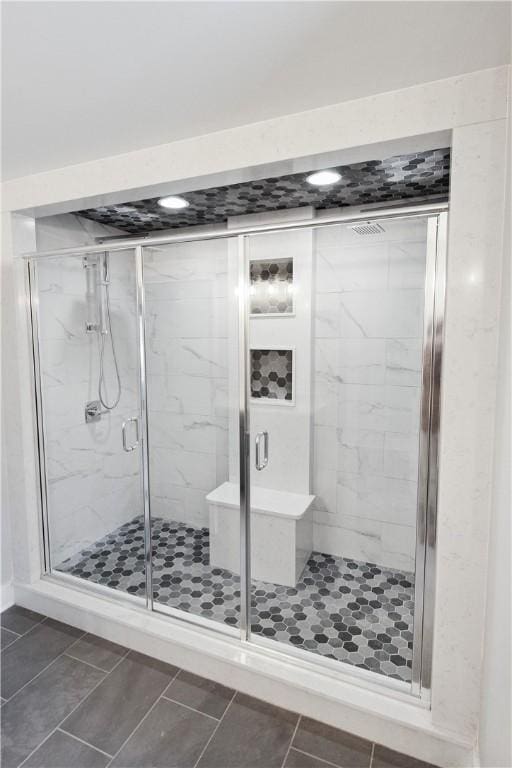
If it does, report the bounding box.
[27,205,446,696]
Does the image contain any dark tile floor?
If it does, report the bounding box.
[57,517,415,682]
[0,605,437,768]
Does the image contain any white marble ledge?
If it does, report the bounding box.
[207,481,315,520]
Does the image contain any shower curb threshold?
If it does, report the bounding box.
[14,577,474,768]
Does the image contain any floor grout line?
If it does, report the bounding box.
[1,632,21,651]
[280,714,301,768]
[63,652,120,674]
[56,728,114,758]
[0,613,49,651]
[160,693,222,721]
[65,633,132,665]
[192,689,237,768]
[1,627,21,638]
[16,646,128,768]
[3,629,87,705]
[104,666,181,768]
[17,725,64,768]
[369,741,376,767]
[289,746,346,768]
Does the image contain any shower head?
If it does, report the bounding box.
[350,222,385,236]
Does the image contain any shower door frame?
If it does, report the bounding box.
[26,248,151,610]
[27,202,447,701]
[235,212,447,699]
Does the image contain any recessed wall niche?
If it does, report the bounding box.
[250,258,293,315]
[250,348,294,403]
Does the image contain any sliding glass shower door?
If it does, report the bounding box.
[31,249,147,600]
[142,237,241,629]
[243,215,442,689]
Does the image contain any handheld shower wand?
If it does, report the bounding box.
[97,253,121,410]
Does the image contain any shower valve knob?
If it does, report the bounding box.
[85,400,103,423]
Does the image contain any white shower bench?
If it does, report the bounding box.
[206,481,315,587]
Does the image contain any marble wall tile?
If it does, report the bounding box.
[336,429,385,477]
[151,446,217,493]
[313,426,338,472]
[314,290,423,340]
[143,240,228,288]
[148,411,228,455]
[312,380,338,427]
[36,249,143,566]
[149,481,211,528]
[315,243,389,293]
[337,339,387,385]
[147,374,214,416]
[336,471,417,527]
[314,338,386,386]
[388,240,427,290]
[338,291,424,339]
[385,339,422,387]
[146,337,228,379]
[383,433,420,482]
[311,220,426,569]
[313,515,415,573]
[145,241,231,529]
[311,467,337,514]
[147,297,228,340]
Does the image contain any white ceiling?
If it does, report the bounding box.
[1,1,510,181]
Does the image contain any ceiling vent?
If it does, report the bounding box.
[350,222,385,235]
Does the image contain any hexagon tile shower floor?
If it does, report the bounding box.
[57,517,415,682]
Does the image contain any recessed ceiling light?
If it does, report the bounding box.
[306,170,341,186]
[158,195,190,210]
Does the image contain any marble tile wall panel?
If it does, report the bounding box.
[311,218,426,571]
[144,240,231,528]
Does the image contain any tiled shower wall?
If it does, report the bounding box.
[311,219,427,572]
[35,215,141,565]
[144,240,231,528]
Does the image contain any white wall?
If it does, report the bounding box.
[312,218,426,571]
[478,104,511,768]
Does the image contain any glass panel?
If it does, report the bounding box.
[143,237,240,629]
[35,249,146,600]
[247,218,428,684]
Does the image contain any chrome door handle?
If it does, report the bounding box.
[122,417,140,452]
[255,431,269,471]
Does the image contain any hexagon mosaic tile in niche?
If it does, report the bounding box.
[250,349,293,401]
[250,258,293,315]
[57,516,415,683]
